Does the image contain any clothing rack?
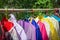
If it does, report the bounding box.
[0,8,59,12]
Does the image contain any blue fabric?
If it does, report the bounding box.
[24,19,29,22]
[52,15,60,22]
[52,15,60,30]
[31,19,42,40]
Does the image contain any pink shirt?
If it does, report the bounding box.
[37,20,49,40]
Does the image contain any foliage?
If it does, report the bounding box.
[0,0,60,20]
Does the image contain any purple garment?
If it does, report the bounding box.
[18,20,36,40]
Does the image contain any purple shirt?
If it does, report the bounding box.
[18,20,36,40]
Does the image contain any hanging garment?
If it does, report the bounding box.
[0,21,12,40]
[18,20,36,40]
[0,21,3,40]
[5,32,13,40]
[53,15,60,38]
[9,14,27,40]
[41,18,50,38]
[53,15,60,22]
[47,17,60,40]
[37,20,49,40]
[53,15,60,29]
[49,17,59,33]
[31,19,42,40]
[35,17,49,40]
[1,17,18,40]
[51,17,60,38]
[0,21,5,40]
[45,17,59,40]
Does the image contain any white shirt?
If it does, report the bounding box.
[9,14,27,40]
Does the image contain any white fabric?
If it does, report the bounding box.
[9,27,19,40]
[51,17,59,32]
[47,16,59,32]
[7,20,19,40]
[9,14,27,40]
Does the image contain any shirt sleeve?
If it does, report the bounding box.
[20,30,27,40]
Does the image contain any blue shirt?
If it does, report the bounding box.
[32,19,42,40]
[53,15,60,22]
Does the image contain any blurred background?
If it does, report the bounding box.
[0,0,60,20]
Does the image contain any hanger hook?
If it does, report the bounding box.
[5,8,8,18]
[54,8,59,16]
[46,9,48,16]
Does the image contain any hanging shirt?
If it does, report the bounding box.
[53,15,60,38]
[37,20,49,40]
[0,21,3,40]
[1,17,18,40]
[49,17,59,33]
[41,18,50,38]
[18,20,36,40]
[45,17,59,40]
[31,19,42,40]
[53,15,60,30]
[0,21,5,40]
[51,17,60,38]
[53,15,60,22]
[9,14,27,40]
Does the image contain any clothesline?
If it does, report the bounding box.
[0,8,59,12]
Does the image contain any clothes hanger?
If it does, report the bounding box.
[52,8,60,22]
[35,10,50,22]
[5,8,9,19]
[54,8,59,17]
[35,11,44,22]
[28,10,36,22]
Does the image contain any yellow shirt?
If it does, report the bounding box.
[51,17,60,35]
[44,17,59,40]
[36,16,60,40]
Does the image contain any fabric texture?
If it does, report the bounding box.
[31,19,42,40]
[0,21,5,40]
[45,18,59,40]
[18,20,36,40]
[37,20,49,40]
[9,14,27,40]
[41,18,50,38]
[1,17,18,40]
[52,17,60,39]
[53,15,60,38]
[50,17,59,33]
